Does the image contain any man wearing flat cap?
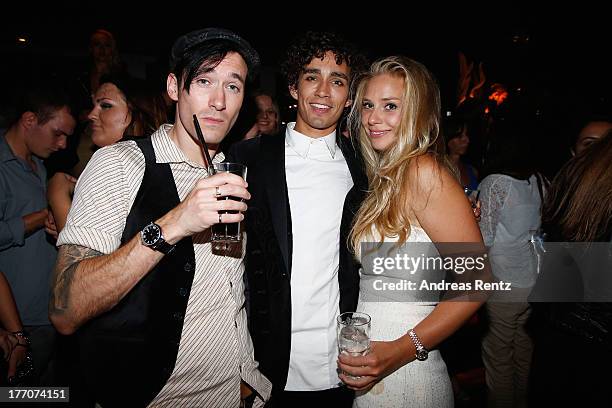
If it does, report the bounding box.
[49,28,271,407]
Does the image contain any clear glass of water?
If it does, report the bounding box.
[337,312,371,380]
[337,312,371,356]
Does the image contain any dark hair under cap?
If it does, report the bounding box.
[169,27,260,75]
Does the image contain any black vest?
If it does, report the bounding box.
[77,139,196,407]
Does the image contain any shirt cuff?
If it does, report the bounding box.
[57,224,120,254]
[241,363,272,408]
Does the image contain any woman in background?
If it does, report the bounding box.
[478,120,546,408]
[529,130,612,407]
[48,75,167,232]
[82,30,124,105]
[443,116,479,190]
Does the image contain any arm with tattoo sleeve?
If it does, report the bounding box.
[49,236,164,335]
[49,170,251,335]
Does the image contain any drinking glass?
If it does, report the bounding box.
[337,312,371,356]
[210,162,247,242]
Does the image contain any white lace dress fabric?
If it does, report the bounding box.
[478,174,543,288]
[354,226,453,408]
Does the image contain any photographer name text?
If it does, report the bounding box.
[372,279,511,291]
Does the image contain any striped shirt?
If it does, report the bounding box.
[58,124,271,407]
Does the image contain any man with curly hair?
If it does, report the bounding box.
[228,31,368,406]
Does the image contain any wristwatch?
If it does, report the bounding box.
[141,222,175,254]
[408,329,429,361]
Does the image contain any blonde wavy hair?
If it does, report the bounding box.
[349,56,453,252]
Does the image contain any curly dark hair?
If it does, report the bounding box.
[281,31,367,89]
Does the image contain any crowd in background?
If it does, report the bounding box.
[1,26,611,407]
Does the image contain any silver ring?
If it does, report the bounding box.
[215,186,221,197]
[218,212,222,224]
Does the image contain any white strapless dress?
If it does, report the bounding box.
[354,226,453,408]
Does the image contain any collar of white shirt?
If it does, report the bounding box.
[285,122,337,159]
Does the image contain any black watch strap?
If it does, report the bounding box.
[153,239,175,255]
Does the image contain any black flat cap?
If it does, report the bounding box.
[169,27,260,74]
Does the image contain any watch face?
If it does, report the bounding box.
[416,349,428,361]
[142,223,161,246]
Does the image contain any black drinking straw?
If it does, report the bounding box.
[193,114,216,175]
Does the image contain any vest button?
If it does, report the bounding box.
[172,312,184,320]
[184,262,193,272]
[178,287,188,297]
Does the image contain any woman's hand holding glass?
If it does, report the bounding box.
[337,337,413,392]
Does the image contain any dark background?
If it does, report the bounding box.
[2,4,611,176]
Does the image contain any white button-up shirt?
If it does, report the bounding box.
[284,123,354,391]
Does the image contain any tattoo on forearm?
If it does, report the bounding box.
[49,245,102,314]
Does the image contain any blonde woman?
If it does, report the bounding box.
[337,56,484,407]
